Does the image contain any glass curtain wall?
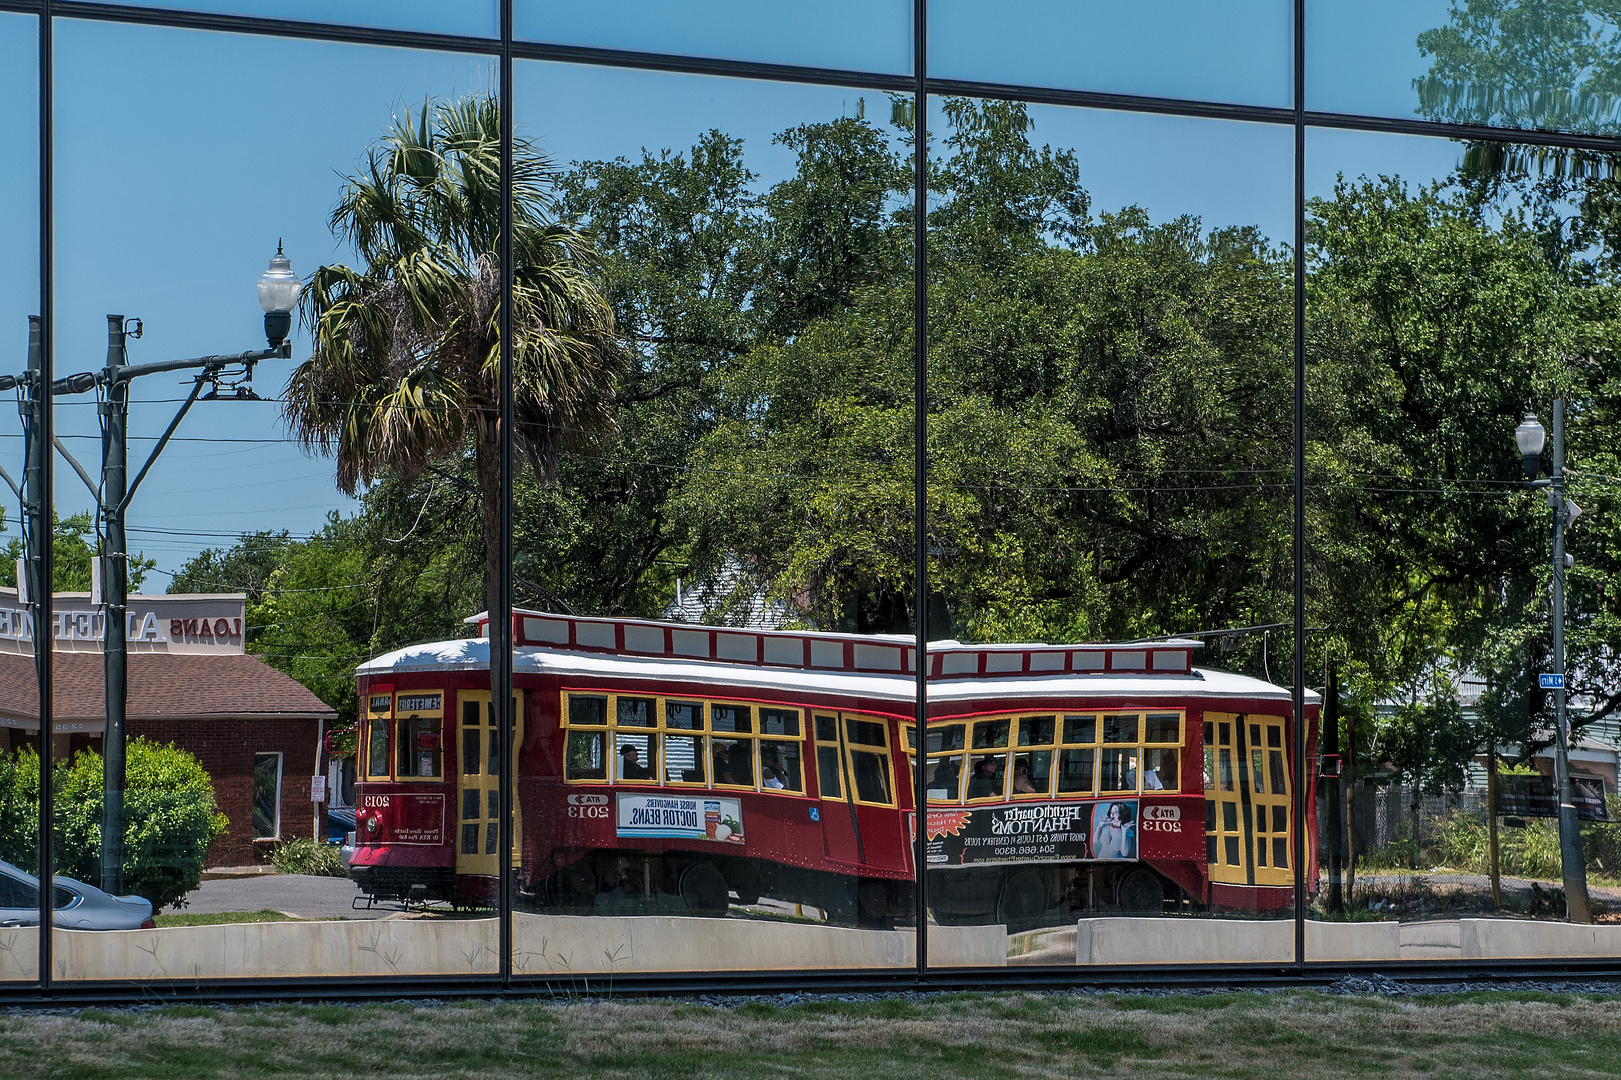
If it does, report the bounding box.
[1305,125,1621,964]
[47,16,499,982]
[0,11,40,986]
[928,0,1292,107]
[4,0,1621,993]
[500,59,918,978]
[918,99,1299,969]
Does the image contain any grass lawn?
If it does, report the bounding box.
[152,911,301,928]
[0,990,1616,1079]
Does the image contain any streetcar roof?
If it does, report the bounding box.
[356,638,1317,707]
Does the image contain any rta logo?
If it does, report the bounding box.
[567,793,609,806]
[1142,805,1181,821]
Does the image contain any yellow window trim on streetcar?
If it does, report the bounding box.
[561,691,812,798]
[393,690,445,783]
[917,710,1185,805]
[362,692,393,782]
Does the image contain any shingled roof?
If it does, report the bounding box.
[0,652,336,723]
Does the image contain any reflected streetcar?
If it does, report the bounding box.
[348,612,1318,927]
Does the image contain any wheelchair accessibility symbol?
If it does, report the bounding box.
[808,807,820,821]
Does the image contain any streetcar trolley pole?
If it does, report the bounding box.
[49,247,298,895]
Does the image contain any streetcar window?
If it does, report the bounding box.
[816,745,843,799]
[760,708,800,737]
[616,733,653,782]
[1012,751,1051,797]
[1268,749,1287,795]
[365,718,390,779]
[1225,836,1240,866]
[814,715,839,742]
[1143,747,1179,791]
[1274,838,1288,868]
[927,724,965,754]
[1057,748,1094,795]
[760,740,803,792]
[617,697,656,727]
[463,789,479,822]
[849,749,893,805]
[1203,748,1214,790]
[1219,748,1235,791]
[462,701,480,775]
[1102,714,1138,743]
[569,696,608,727]
[1268,725,1282,748]
[666,701,703,730]
[965,755,1005,800]
[712,737,753,786]
[1018,715,1055,746]
[566,731,607,781]
[1099,749,1133,792]
[845,719,886,747]
[1252,750,1265,793]
[1062,715,1096,744]
[711,704,752,733]
[462,823,478,857]
[1218,721,1231,746]
[663,734,704,784]
[397,715,441,778]
[1143,713,1180,743]
[1273,805,1287,833]
[927,756,963,799]
[1223,803,1238,831]
[971,719,1009,749]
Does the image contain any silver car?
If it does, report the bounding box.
[0,860,154,930]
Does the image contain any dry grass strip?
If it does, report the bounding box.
[0,990,1614,1079]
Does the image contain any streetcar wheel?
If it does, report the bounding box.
[679,864,731,918]
[547,861,597,915]
[996,870,1048,930]
[1117,868,1165,913]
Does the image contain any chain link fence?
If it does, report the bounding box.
[1316,783,1621,921]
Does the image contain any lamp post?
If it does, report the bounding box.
[1514,402,1592,924]
[51,246,298,895]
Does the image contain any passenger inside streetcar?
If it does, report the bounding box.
[928,758,961,798]
[966,756,1003,799]
[618,742,652,781]
[760,745,787,789]
[1012,760,1038,794]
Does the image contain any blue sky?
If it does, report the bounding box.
[0,7,1478,584]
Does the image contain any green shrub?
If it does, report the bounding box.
[52,740,228,911]
[271,837,345,877]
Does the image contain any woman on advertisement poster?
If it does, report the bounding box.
[1091,800,1137,860]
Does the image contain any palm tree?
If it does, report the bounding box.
[285,95,625,648]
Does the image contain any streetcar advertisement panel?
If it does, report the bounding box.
[926,799,1142,866]
[616,793,745,843]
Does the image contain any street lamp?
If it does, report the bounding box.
[257,241,301,349]
[46,244,298,894]
[1514,400,1592,924]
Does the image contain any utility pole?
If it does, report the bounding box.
[48,247,297,895]
[101,315,130,891]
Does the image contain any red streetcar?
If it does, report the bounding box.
[349,612,1317,927]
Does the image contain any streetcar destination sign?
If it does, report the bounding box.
[1538,674,1565,689]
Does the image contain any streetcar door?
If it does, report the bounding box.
[1203,713,1291,889]
[813,713,861,865]
[456,690,525,879]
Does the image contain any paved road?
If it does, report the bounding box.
[177,874,435,921]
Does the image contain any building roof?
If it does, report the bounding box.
[0,652,336,725]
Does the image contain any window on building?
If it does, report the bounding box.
[253,752,283,839]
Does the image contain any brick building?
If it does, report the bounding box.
[0,589,335,866]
